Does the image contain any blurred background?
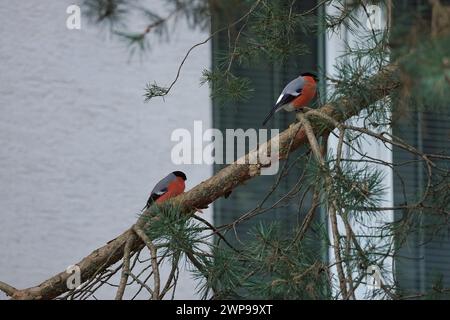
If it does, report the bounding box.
[0,0,211,299]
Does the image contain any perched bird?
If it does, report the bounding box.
[262,72,319,125]
[143,171,187,210]
[107,171,187,244]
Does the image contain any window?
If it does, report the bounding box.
[394,111,450,296]
[211,1,325,247]
[393,0,450,297]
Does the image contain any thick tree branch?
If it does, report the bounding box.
[0,281,18,297]
[5,65,399,300]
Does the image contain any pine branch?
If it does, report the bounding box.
[3,64,399,300]
[0,281,18,298]
[298,111,349,297]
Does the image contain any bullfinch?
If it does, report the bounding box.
[143,171,187,210]
[262,72,318,125]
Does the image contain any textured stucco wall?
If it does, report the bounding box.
[0,1,211,299]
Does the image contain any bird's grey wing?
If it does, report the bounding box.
[276,77,305,103]
[281,77,304,95]
[151,172,176,195]
[263,76,305,126]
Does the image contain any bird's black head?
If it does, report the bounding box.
[172,171,187,181]
[301,72,319,82]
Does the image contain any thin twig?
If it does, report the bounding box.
[133,225,160,300]
[115,235,134,300]
[127,272,154,297]
[153,0,263,98]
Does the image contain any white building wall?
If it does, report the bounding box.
[0,1,211,299]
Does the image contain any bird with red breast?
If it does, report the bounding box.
[262,72,319,125]
[143,171,187,210]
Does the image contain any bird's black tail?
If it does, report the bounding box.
[141,200,150,211]
[262,107,277,126]
[262,101,285,126]
[142,194,159,211]
[262,95,294,126]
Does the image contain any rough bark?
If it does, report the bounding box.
[2,65,398,300]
